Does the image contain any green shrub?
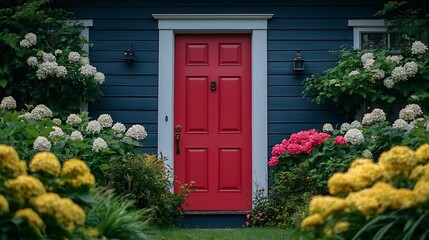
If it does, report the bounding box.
[301,144,429,239]
[0,0,105,117]
[0,144,95,239]
[0,101,147,184]
[85,188,151,240]
[108,153,189,226]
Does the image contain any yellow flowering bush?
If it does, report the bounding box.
[0,144,95,239]
[302,144,429,239]
[29,152,61,177]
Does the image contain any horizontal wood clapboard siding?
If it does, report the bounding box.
[68,0,383,153]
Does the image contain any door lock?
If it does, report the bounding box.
[210,81,217,91]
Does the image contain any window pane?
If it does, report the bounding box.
[360,32,388,50]
[389,32,408,50]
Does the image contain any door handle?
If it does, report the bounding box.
[176,133,181,154]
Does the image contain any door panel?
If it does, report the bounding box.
[174,34,252,211]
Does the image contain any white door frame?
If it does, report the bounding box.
[153,14,273,202]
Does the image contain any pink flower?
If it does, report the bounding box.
[286,143,304,155]
[257,211,263,217]
[334,136,348,145]
[271,143,286,156]
[311,132,331,145]
[246,221,250,226]
[268,156,279,167]
[246,214,251,219]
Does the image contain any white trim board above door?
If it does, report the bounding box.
[153,14,273,203]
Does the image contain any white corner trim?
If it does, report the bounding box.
[348,19,386,27]
[155,15,270,203]
[153,14,274,20]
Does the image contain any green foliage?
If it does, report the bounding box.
[376,0,429,44]
[0,105,145,185]
[85,188,151,240]
[0,145,95,239]
[0,0,104,117]
[109,153,190,227]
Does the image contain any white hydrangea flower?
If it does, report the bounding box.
[36,61,59,80]
[27,56,39,67]
[322,123,334,132]
[404,61,418,77]
[350,120,362,129]
[361,52,374,62]
[363,58,375,70]
[348,70,359,76]
[20,33,37,48]
[33,136,52,151]
[361,113,373,125]
[42,52,56,62]
[371,69,385,80]
[399,104,423,121]
[52,118,62,125]
[80,57,90,65]
[94,72,105,84]
[19,112,34,120]
[391,66,408,81]
[92,137,108,152]
[344,128,365,145]
[86,120,102,134]
[69,131,84,141]
[370,108,386,122]
[55,66,67,78]
[411,41,428,55]
[386,55,403,64]
[79,64,97,77]
[392,119,411,131]
[125,124,148,140]
[383,77,395,89]
[66,114,82,125]
[54,49,62,55]
[0,96,17,109]
[68,51,81,61]
[48,126,65,141]
[340,123,351,133]
[362,149,373,158]
[112,122,126,133]
[30,104,53,120]
[97,114,113,128]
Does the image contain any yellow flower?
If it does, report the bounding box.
[32,193,86,232]
[409,165,427,181]
[0,144,27,178]
[301,213,324,229]
[416,144,429,163]
[0,194,9,213]
[346,182,393,217]
[85,227,100,237]
[61,172,95,188]
[5,175,46,204]
[350,158,373,168]
[14,208,45,231]
[328,173,352,195]
[413,180,429,203]
[390,188,417,209]
[333,221,350,234]
[379,146,418,176]
[309,195,348,217]
[30,152,61,176]
[61,158,90,177]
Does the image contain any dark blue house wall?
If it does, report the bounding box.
[67,0,384,153]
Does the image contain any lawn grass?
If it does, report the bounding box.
[152,227,307,240]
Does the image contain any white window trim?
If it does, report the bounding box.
[348,19,388,49]
[153,14,273,204]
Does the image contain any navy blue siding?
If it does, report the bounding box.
[68,0,384,153]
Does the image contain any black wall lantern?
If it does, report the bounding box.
[293,50,304,71]
[123,43,136,62]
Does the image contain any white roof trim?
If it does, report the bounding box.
[153,14,273,20]
[348,19,386,27]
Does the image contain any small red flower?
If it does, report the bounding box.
[334,135,348,145]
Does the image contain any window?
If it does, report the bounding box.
[348,20,407,50]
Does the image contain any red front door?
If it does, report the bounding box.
[174,34,252,211]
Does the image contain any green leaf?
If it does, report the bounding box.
[0,79,7,88]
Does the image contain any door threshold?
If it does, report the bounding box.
[184,210,250,215]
